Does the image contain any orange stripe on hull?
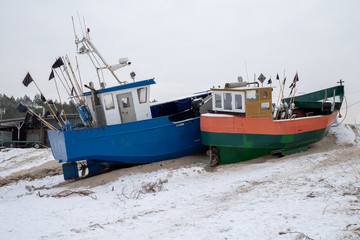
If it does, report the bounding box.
[200,111,338,135]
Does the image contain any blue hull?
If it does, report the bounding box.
[48,116,205,165]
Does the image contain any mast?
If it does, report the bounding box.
[83,37,123,85]
[72,16,131,88]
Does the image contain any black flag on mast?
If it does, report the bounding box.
[17,103,28,113]
[289,72,299,89]
[52,58,64,69]
[22,73,34,87]
[289,72,299,95]
[49,70,54,80]
[41,94,47,103]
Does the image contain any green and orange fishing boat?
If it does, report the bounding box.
[200,77,344,165]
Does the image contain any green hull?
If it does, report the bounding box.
[201,127,330,164]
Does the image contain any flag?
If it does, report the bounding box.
[49,70,54,80]
[289,73,299,89]
[22,73,34,87]
[293,72,299,82]
[17,103,28,113]
[41,94,46,103]
[71,87,75,96]
[276,74,279,80]
[52,57,64,69]
[267,78,272,85]
[47,100,54,105]
[283,77,286,85]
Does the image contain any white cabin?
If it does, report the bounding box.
[83,79,155,126]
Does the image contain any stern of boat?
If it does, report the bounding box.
[47,130,68,162]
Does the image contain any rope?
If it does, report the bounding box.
[332,95,348,127]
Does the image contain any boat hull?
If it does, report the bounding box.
[48,116,205,165]
[201,111,338,164]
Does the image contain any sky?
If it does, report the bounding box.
[0,0,360,123]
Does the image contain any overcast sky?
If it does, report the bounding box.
[1,0,359,123]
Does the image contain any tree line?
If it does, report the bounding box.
[0,93,78,120]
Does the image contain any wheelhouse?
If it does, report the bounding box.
[211,86,273,118]
[83,79,155,126]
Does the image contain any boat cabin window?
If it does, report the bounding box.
[263,91,268,99]
[215,93,222,108]
[245,88,272,118]
[103,93,115,110]
[212,91,245,113]
[121,97,131,108]
[223,93,232,110]
[235,94,243,110]
[246,90,258,102]
[261,102,270,110]
[137,87,147,104]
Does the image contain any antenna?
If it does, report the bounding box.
[77,10,86,38]
[72,14,130,86]
[83,16,89,39]
[244,60,249,82]
[71,16,79,51]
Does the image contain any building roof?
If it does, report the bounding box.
[0,114,81,129]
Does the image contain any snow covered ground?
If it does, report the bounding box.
[0,124,359,239]
[0,148,54,178]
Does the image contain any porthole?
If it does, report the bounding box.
[263,91,267,99]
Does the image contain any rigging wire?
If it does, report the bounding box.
[345,99,360,109]
[332,98,360,126]
[346,90,360,95]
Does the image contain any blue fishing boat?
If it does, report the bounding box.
[47,22,210,179]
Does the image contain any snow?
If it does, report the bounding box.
[0,148,54,178]
[0,124,360,239]
[329,124,359,145]
[316,96,341,102]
